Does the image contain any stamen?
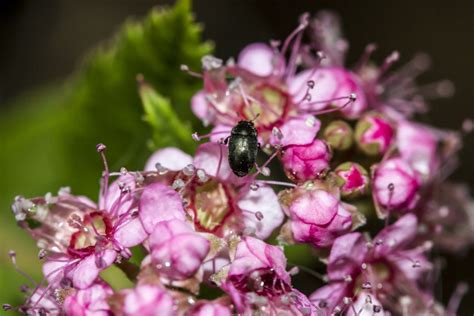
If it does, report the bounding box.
[385,182,395,227]
[180,64,203,78]
[281,12,309,57]
[299,93,357,115]
[9,251,37,287]
[377,51,400,79]
[462,118,474,135]
[288,263,326,281]
[255,180,296,188]
[192,130,230,142]
[447,282,469,314]
[96,143,110,210]
[354,43,377,72]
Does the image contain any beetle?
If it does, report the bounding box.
[226,120,259,177]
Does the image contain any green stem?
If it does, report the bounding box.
[115,260,140,282]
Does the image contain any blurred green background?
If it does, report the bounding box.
[0,0,473,314]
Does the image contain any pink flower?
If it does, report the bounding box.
[420,182,474,252]
[63,281,113,316]
[15,172,149,289]
[223,237,314,315]
[355,113,394,156]
[288,67,367,119]
[188,300,232,316]
[310,214,433,314]
[282,139,331,182]
[334,162,370,198]
[121,284,174,316]
[149,219,210,280]
[280,182,353,247]
[372,158,420,216]
[191,37,358,148]
[396,120,460,181]
[144,143,284,239]
[309,11,453,120]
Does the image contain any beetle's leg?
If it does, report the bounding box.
[223,136,230,145]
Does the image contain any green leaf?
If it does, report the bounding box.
[139,78,196,152]
[0,0,211,305]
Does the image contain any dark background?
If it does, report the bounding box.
[1,0,473,313]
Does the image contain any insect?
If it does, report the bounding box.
[226,120,259,177]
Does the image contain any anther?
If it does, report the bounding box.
[172,179,185,190]
[255,212,264,221]
[343,297,352,305]
[201,55,223,70]
[155,163,167,174]
[38,249,47,260]
[362,281,372,289]
[412,260,421,268]
[462,119,474,134]
[96,143,106,153]
[120,167,128,175]
[192,132,201,141]
[196,169,209,183]
[182,164,196,176]
[318,300,328,308]
[373,305,382,313]
[272,127,284,141]
[307,80,315,89]
[2,304,12,311]
[250,183,260,191]
[289,266,299,276]
[261,167,271,177]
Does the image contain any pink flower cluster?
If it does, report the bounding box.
[7,11,472,316]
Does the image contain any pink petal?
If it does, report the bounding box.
[238,186,284,239]
[192,90,214,126]
[71,250,116,289]
[123,285,174,316]
[209,124,232,143]
[269,115,320,147]
[100,174,136,216]
[144,147,193,172]
[238,43,281,77]
[373,214,418,257]
[152,234,210,280]
[114,217,148,248]
[193,142,235,182]
[139,182,186,233]
[346,294,384,316]
[289,67,367,119]
[328,232,367,281]
[310,282,348,313]
[188,301,232,316]
[42,256,69,285]
[148,219,194,248]
[290,190,338,226]
[289,68,339,109]
[64,281,113,316]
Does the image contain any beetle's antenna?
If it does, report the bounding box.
[249,112,260,123]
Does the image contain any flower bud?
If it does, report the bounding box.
[149,219,210,280]
[281,182,353,248]
[282,139,331,182]
[355,113,394,156]
[334,162,370,199]
[373,158,420,214]
[323,120,354,151]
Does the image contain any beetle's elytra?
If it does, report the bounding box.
[228,120,259,177]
